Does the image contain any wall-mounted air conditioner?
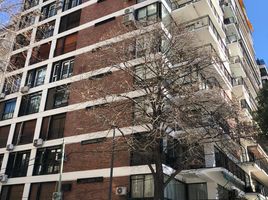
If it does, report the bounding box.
[0,174,8,183]
[0,93,6,100]
[6,144,14,151]
[20,86,30,93]
[33,138,44,147]
[123,8,135,25]
[116,186,127,195]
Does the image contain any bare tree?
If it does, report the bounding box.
[0,0,53,94]
[69,18,260,199]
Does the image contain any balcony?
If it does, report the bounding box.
[220,0,236,19]
[232,77,250,99]
[232,77,257,112]
[186,16,229,59]
[245,182,268,200]
[230,56,247,77]
[215,148,248,186]
[240,145,268,186]
[224,17,241,42]
[168,0,225,37]
[227,36,244,59]
[179,148,248,191]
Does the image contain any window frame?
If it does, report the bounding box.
[33,146,62,175]
[2,99,16,120]
[6,151,30,178]
[131,174,154,199]
[51,58,74,82]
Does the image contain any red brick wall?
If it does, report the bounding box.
[64,138,130,172]
[79,0,135,25]
[64,101,133,137]
[63,177,129,200]
[69,70,133,104]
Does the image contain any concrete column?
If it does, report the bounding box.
[204,143,216,168]
[207,182,218,200]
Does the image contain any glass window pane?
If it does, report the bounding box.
[35,68,46,86]
[147,4,157,16]
[131,175,144,198]
[28,95,41,114]
[137,8,147,20]
[144,175,154,197]
[188,183,208,200]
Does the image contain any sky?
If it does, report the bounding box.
[244,0,268,64]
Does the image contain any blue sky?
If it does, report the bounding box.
[244,0,268,64]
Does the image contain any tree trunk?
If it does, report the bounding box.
[153,149,165,200]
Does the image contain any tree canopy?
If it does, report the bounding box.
[255,82,268,135]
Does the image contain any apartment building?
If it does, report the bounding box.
[0,0,267,199]
[257,59,268,85]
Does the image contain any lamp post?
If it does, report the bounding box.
[108,125,116,200]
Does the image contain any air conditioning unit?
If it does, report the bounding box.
[0,93,6,100]
[123,8,135,25]
[116,186,127,196]
[125,7,134,14]
[20,86,30,93]
[52,192,62,200]
[0,174,8,183]
[33,138,44,147]
[123,14,135,25]
[6,144,14,151]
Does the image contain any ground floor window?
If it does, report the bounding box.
[188,183,207,200]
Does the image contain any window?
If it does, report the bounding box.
[1,99,16,120]
[131,174,154,198]
[59,10,81,33]
[19,92,42,116]
[9,51,27,71]
[188,183,208,200]
[0,185,24,200]
[19,14,35,29]
[13,31,32,50]
[218,185,230,200]
[51,58,74,82]
[164,178,187,200]
[130,133,154,166]
[36,21,55,41]
[33,146,62,175]
[30,43,51,64]
[133,97,151,124]
[135,34,161,58]
[26,66,47,88]
[46,85,70,110]
[136,3,159,23]
[54,33,78,56]
[0,126,10,148]
[24,0,39,10]
[6,151,30,178]
[62,0,82,11]
[2,74,22,95]
[40,113,66,140]
[40,3,57,21]
[13,120,36,145]
[29,182,56,200]
[134,63,156,84]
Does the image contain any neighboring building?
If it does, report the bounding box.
[0,0,266,200]
[257,59,268,85]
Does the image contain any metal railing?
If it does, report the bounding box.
[167,0,225,32]
[215,147,248,184]
[186,16,229,60]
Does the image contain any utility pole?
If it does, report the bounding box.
[108,126,116,200]
[53,140,65,200]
